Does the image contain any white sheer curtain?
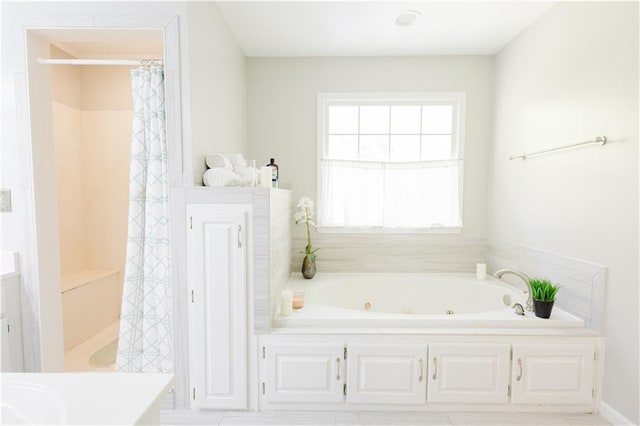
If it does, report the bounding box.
[116,67,172,373]
[318,159,462,229]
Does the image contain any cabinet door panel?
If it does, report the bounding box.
[428,343,510,404]
[264,344,344,403]
[347,344,427,405]
[512,344,595,405]
[187,205,249,410]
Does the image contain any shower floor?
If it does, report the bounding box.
[64,320,120,372]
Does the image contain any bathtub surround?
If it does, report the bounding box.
[269,190,293,319]
[292,234,485,273]
[50,45,135,359]
[488,2,639,423]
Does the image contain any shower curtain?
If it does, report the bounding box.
[116,66,172,373]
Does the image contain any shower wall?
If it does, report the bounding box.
[51,45,132,351]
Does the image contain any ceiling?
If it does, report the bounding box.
[217,1,556,57]
[31,29,164,59]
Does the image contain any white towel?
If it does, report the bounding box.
[203,168,242,187]
[226,153,247,169]
[205,153,233,170]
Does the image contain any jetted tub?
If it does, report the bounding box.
[273,273,584,328]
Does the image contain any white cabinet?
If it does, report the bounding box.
[347,344,427,405]
[263,343,344,403]
[511,344,595,405]
[1,272,24,372]
[427,343,510,404]
[187,204,250,410]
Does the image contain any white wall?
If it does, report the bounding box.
[187,2,247,184]
[248,57,493,268]
[489,3,638,423]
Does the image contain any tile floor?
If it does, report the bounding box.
[161,410,611,426]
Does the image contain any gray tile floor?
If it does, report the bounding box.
[161,410,612,426]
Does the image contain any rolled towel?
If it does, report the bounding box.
[203,168,242,187]
[235,166,258,186]
[205,153,233,170]
[226,153,247,169]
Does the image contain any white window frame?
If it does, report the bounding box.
[316,92,466,234]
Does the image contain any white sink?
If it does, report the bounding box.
[1,381,68,425]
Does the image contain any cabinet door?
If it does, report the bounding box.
[428,343,510,404]
[347,344,427,405]
[511,344,595,405]
[0,318,23,372]
[263,343,344,403]
[187,204,249,410]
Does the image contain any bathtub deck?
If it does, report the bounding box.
[64,320,119,372]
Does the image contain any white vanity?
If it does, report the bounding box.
[1,373,174,425]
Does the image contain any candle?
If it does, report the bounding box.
[281,291,293,316]
[476,263,487,280]
[292,291,305,309]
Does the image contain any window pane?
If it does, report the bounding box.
[390,135,420,162]
[329,106,358,134]
[390,106,421,134]
[360,106,389,134]
[422,105,453,134]
[360,135,389,161]
[328,135,358,160]
[421,135,452,160]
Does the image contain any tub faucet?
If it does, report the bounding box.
[493,269,533,312]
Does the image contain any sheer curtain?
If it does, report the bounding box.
[116,67,172,373]
[318,159,462,229]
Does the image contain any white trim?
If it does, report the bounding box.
[599,401,636,426]
[316,92,466,232]
[317,226,463,234]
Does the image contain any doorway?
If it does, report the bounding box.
[31,29,165,371]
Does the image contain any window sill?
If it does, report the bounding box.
[317,226,463,235]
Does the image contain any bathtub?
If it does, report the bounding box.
[273,273,585,329]
[61,270,121,352]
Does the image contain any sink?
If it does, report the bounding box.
[1,381,68,425]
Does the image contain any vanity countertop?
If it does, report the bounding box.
[1,372,174,425]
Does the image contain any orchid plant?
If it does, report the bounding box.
[294,197,319,263]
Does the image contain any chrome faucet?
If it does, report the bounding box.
[493,269,533,312]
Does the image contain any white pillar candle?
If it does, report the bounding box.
[280,291,293,316]
[260,166,272,188]
[476,263,487,280]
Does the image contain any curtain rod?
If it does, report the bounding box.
[509,136,607,160]
[37,58,163,66]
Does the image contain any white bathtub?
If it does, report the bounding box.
[274,273,585,329]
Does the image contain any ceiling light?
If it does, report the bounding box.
[395,10,421,27]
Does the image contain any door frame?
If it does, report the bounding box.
[1,2,192,406]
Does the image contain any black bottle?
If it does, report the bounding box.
[266,158,279,188]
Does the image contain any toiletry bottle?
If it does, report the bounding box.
[266,158,279,188]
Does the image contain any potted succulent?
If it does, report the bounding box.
[529,278,560,319]
[294,197,319,279]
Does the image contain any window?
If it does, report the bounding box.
[317,93,465,231]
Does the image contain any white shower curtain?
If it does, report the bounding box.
[116,67,172,373]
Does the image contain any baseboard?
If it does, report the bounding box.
[599,401,637,425]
